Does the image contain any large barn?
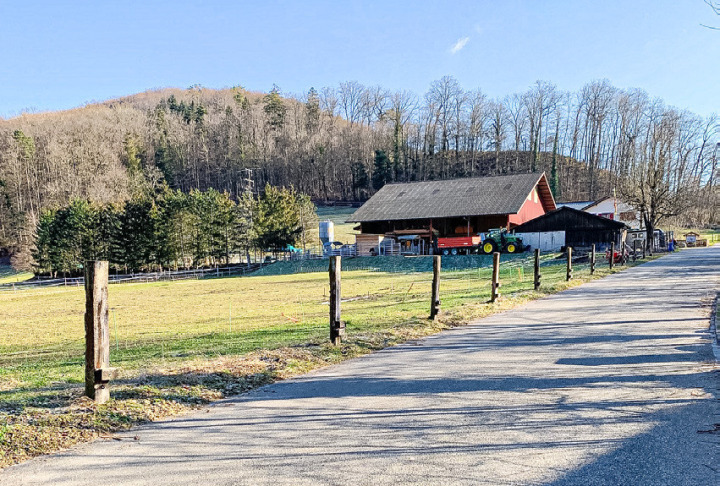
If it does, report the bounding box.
[348,173,556,255]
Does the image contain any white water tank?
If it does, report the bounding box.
[319,220,334,245]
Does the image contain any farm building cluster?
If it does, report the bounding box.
[333,172,666,257]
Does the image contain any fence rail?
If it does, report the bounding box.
[0,263,263,291]
[0,245,660,401]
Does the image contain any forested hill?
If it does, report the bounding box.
[1,78,717,263]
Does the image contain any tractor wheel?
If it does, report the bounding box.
[451,248,458,255]
[482,241,496,254]
[505,242,517,253]
[442,249,450,256]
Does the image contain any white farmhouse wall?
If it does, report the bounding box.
[584,198,640,228]
[514,231,566,252]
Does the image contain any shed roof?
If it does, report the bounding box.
[512,206,627,233]
[556,201,594,210]
[348,173,555,223]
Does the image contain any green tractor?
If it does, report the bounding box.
[480,228,527,254]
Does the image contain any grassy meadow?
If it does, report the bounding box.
[0,266,32,285]
[0,245,657,468]
[315,205,358,245]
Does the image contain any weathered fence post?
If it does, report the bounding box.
[490,252,501,303]
[609,242,615,270]
[633,240,637,262]
[642,242,646,259]
[590,244,596,275]
[84,261,115,404]
[329,256,345,345]
[566,247,573,281]
[430,255,441,319]
[533,248,541,291]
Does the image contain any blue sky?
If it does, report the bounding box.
[1,0,718,118]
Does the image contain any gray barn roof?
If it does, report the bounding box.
[348,173,555,223]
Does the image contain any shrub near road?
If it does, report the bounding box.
[0,254,654,468]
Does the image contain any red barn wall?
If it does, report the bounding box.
[508,188,546,227]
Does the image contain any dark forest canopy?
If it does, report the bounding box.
[0,77,718,268]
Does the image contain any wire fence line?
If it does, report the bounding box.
[0,249,639,372]
[0,263,264,292]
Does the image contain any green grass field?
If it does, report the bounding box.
[0,254,619,401]
[0,249,656,468]
[0,265,32,285]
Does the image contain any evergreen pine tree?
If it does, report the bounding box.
[254,184,303,251]
[263,85,287,130]
[305,87,321,133]
[351,162,369,199]
[32,209,56,276]
[372,150,392,191]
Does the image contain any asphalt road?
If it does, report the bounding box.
[3,247,719,485]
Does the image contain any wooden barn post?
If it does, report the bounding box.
[430,255,441,319]
[85,261,115,404]
[566,247,573,281]
[590,244,596,275]
[609,242,615,270]
[490,252,501,302]
[329,256,345,345]
[533,248,541,291]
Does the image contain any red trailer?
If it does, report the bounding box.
[436,236,481,255]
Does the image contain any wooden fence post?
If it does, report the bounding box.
[329,256,344,345]
[430,255,441,319]
[85,261,115,404]
[590,244,596,275]
[633,240,637,262]
[490,252,501,302]
[609,242,615,270]
[642,241,646,259]
[566,247,573,281]
[533,248,541,291]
